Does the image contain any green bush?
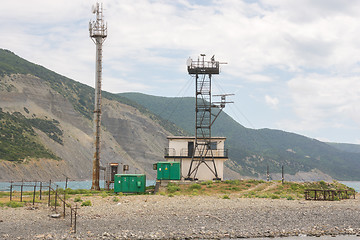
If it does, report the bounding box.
[100,192,108,198]
[50,200,60,206]
[81,200,92,206]
[270,194,280,199]
[74,197,82,202]
[189,183,201,190]
[6,201,24,208]
[222,195,230,199]
[113,197,119,202]
[287,196,294,200]
[167,183,180,193]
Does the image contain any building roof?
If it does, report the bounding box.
[167,136,226,140]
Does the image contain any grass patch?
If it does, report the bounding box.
[5,201,24,208]
[81,200,92,206]
[222,194,230,199]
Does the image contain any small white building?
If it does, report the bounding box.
[164,136,228,180]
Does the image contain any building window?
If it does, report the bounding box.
[209,142,217,150]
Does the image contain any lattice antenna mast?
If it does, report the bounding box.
[185,54,232,180]
[89,2,107,190]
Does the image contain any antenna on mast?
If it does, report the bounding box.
[89,2,107,191]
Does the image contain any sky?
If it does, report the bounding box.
[1,0,360,144]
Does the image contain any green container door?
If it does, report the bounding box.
[157,162,180,180]
[114,174,146,193]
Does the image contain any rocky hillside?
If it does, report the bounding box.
[0,49,184,181]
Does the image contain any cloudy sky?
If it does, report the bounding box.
[1,0,360,144]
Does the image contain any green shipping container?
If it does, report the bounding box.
[156,162,181,180]
[114,174,146,193]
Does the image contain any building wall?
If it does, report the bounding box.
[167,137,226,157]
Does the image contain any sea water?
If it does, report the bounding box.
[0,180,156,191]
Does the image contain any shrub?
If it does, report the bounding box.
[167,183,181,193]
[168,194,174,197]
[100,192,108,198]
[270,194,280,199]
[113,197,119,202]
[74,197,82,202]
[222,195,230,199]
[189,184,201,190]
[191,189,199,196]
[287,196,294,200]
[49,200,60,207]
[81,200,92,206]
[6,201,24,208]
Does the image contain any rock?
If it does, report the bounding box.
[50,214,61,218]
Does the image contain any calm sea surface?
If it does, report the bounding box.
[0,180,156,191]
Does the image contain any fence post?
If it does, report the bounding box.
[70,208,73,227]
[20,183,23,202]
[39,182,42,200]
[55,186,58,212]
[281,165,284,184]
[65,177,68,189]
[74,204,77,233]
[9,182,12,201]
[33,185,36,206]
[63,189,66,217]
[48,180,51,207]
[266,165,269,182]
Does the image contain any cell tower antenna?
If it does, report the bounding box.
[185,54,233,180]
[89,2,107,190]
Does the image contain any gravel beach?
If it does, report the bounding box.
[1,194,360,239]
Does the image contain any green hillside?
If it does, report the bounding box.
[0,108,60,161]
[327,142,360,153]
[119,92,360,180]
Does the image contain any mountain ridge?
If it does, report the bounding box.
[118,92,360,180]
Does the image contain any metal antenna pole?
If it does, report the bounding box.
[89,2,107,190]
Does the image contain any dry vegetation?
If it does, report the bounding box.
[158,180,354,200]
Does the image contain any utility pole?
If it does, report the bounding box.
[89,2,107,190]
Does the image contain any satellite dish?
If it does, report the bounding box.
[92,5,97,14]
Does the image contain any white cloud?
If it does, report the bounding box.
[265,95,279,109]
[285,74,360,132]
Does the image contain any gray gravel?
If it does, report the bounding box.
[1,194,360,239]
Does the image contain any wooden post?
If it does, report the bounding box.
[65,177,68,189]
[55,186,58,211]
[70,208,73,227]
[33,185,36,206]
[39,182,42,200]
[281,165,284,184]
[266,165,269,182]
[74,204,77,233]
[63,190,66,217]
[9,181,12,201]
[48,180,51,207]
[20,183,23,202]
